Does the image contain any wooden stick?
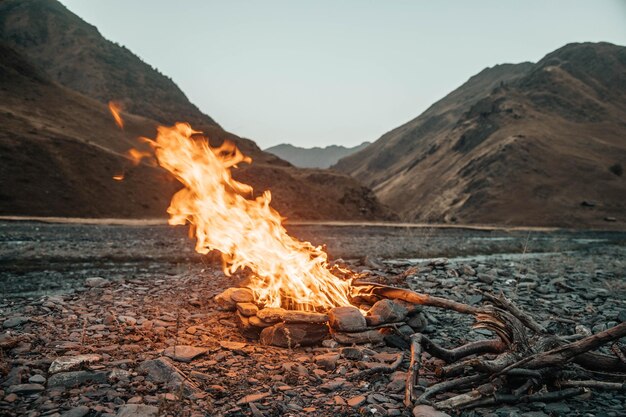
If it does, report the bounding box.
[559,379,626,391]
[352,282,483,315]
[498,322,626,375]
[404,334,423,407]
[418,374,485,404]
[480,291,546,334]
[348,351,404,381]
[420,337,506,363]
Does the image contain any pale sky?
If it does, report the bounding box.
[59,0,626,149]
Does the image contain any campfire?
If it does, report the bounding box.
[112,109,626,413]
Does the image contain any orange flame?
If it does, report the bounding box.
[108,101,124,129]
[152,123,353,311]
[112,174,124,181]
[128,148,153,166]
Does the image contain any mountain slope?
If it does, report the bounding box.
[0,0,218,128]
[335,42,626,228]
[265,142,370,169]
[0,0,396,221]
[0,42,181,217]
[0,42,394,220]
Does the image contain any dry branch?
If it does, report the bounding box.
[351,280,626,412]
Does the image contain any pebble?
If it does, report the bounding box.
[85,277,109,288]
[60,406,90,417]
[115,404,159,417]
[47,371,108,388]
[163,345,207,362]
[319,378,347,392]
[478,274,495,284]
[117,315,137,325]
[543,402,570,414]
[219,341,247,351]
[6,383,45,394]
[28,374,46,384]
[412,405,451,417]
[49,354,102,374]
[314,353,340,371]
[347,394,367,408]
[3,316,29,328]
[236,392,270,405]
[341,347,364,360]
[139,358,200,396]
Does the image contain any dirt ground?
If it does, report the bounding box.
[1,220,625,417]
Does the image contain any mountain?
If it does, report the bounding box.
[335,42,626,228]
[0,0,217,128]
[265,142,371,169]
[0,0,395,221]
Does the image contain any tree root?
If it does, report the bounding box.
[354,281,626,412]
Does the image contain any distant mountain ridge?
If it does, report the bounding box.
[335,42,626,228]
[265,142,371,168]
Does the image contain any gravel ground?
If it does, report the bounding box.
[0,220,625,417]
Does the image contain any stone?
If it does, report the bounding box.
[2,365,27,386]
[468,294,483,305]
[256,307,288,323]
[543,403,570,414]
[138,357,200,397]
[314,353,340,371]
[214,288,241,311]
[461,264,476,276]
[341,347,363,360]
[4,393,18,402]
[413,405,451,417]
[248,315,273,328]
[322,339,339,348]
[236,302,259,317]
[116,404,159,417]
[6,383,45,394]
[617,310,626,323]
[85,277,109,288]
[366,299,409,326]
[333,329,385,345]
[282,311,329,324]
[407,313,428,332]
[3,316,29,328]
[47,371,108,388]
[236,392,270,405]
[163,345,207,362]
[61,406,90,417]
[230,288,255,303]
[478,273,496,285]
[28,374,46,384]
[49,354,102,374]
[318,378,348,392]
[347,394,367,407]
[118,315,137,326]
[386,371,407,393]
[328,306,366,332]
[219,341,247,351]
[260,322,329,347]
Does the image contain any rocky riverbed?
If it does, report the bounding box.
[1,221,625,416]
